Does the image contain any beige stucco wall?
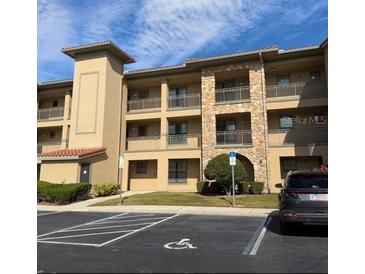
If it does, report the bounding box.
[122,149,201,192]
[68,52,107,148]
[40,162,79,183]
[269,145,328,192]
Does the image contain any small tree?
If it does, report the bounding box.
[204,154,248,195]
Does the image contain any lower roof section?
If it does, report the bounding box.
[38,147,107,161]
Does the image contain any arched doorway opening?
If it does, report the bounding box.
[236,154,254,182]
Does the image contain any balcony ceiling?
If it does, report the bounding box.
[265,56,324,74]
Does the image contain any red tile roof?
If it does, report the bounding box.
[38,147,107,158]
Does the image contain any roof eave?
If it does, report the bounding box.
[185,46,279,64]
[61,41,136,64]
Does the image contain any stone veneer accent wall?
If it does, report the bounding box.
[201,61,270,191]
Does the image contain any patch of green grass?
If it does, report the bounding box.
[235,194,279,208]
[90,192,278,208]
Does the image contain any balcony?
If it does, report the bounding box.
[167,134,201,148]
[127,97,161,112]
[37,140,68,154]
[126,136,161,151]
[266,81,327,100]
[168,94,200,109]
[216,130,252,146]
[37,107,64,121]
[215,86,250,104]
[125,134,201,151]
[268,127,328,146]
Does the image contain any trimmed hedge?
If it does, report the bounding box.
[242,181,250,194]
[94,182,120,197]
[250,181,265,194]
[37,181,91,205]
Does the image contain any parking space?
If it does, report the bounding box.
[37,211,327,273]
[38,213,179,247]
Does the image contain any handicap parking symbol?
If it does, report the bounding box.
[164,238,197,250]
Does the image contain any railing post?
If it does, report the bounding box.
[294,84,297,96]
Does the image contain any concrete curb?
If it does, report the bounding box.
[37,204,276,217]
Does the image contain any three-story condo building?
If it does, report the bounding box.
[37,38,328,193]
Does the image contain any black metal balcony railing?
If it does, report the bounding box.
[268,127,328,146]
[168,94,201,109]
[37,107,64,121]
[167,134,201,147]
[125,134,201,151]
[266,81,327,99]
[215,86,250,103]
[216,130,252,146]
[127,97,161,112]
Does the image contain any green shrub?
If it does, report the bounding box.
[94,182,120,197]
[37,181,91,204]
[197,181,208,193]
[250,181,265,194]
[204,154,247,194]
[242,181,251,194]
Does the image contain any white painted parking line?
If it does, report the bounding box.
[37,240,101,247]
[37,212,129,238]
[242,217,271,256]
[95,216,171,225]
[66,222,154,233]
[37,211,63,217]
[98,214,180,247]
[40,229,135,241]
[112,214,156,219]
[37,213,180,247]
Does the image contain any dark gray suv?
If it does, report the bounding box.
[275,170,328,234]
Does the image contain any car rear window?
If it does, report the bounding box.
[287,174,328,189]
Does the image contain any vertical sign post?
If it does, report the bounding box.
[119,155,125,205]
[229,151,236,207]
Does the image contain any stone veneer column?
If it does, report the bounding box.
[201,70,216,171]
[248,62,269,189]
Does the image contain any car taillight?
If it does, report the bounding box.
[285,192,299,199]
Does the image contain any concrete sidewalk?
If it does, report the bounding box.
[37,191,276,217]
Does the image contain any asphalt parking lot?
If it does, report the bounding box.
[37,211,327,273]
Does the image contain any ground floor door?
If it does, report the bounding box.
[80,163,91,183]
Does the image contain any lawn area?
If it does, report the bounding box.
[90,192,278,208]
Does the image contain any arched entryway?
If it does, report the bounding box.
[236,154,254,182]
